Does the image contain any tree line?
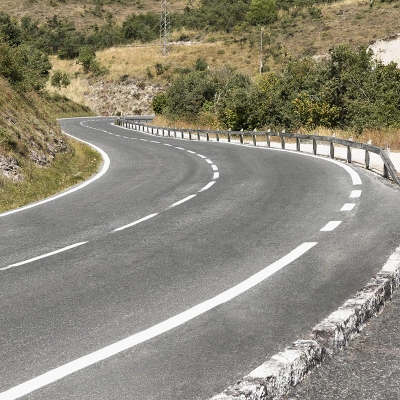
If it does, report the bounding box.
[152,46,400,134]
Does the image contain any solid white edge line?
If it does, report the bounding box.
[168,195,197,209]
[1,242,88,271]
[0,242,317,400]
[0,132,111,218]
[198,181,216,192]
[320,221,342,232]
[350,190,362,198]
[340,203,355,211]
[113,213,158,232]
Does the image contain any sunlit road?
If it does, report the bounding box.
[1,117,399,400]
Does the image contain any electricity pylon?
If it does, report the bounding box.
[160,0,170,57]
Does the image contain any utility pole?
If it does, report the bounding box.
[160,0,170,57]
[260,27,263,74]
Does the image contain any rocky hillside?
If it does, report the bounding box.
[84,76,163,116]
[0,77,93,182]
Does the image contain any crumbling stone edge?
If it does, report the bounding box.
[210,246,400,400]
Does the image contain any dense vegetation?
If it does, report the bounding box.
[153,45,400,134]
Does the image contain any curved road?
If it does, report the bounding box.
[1,117,399,399]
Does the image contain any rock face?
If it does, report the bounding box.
[0,155,22,181]
[84,76,164,116]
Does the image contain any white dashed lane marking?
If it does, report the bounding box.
[320,221,342,232]
[341,203,356,211]
[1,242,88,271]
[350,190,362,198]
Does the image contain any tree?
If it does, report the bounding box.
[77,46,96,73]
[0,41,52,92]
[51,70,70,89]
[246,0,278,26]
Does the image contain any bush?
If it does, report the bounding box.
[51,70,70,89]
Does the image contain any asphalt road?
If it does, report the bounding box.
[1,117,399,400]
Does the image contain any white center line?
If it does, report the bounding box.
[350,190,362,198]
[1,242,89,271]
[168,195,197,209]
[197,154,207,159]
[187,150,196,154]
[211,165,218,171]
[0,242,317,400]
[113,214,158,232]
[213,172,220,180]
[175,147,185,150]
[320,221,342,232]
[340,203,355,211]
[205,159,213,164]
[198,181,216,192]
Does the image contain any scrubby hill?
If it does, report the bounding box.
[0,76,99,212]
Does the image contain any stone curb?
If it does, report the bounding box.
[210,246,400,400]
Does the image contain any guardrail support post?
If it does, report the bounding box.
[216,132,219,142]
[227,133,231,143]
[280,136,285,149]
[330,142,334,159]
[296,137,300,151]
[347,145,352,163]
[383,163,389,179]
[197,131,200,141]
[240,134,244,144]
[206,132,209,141]
[365,150,370,169]
[253,135,256,146]
[181,131,184,139]
[313,139,317,155]
[189,132,192,140]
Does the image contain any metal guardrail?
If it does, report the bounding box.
[116,117,400,186]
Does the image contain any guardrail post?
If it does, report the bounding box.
[197,131,200,141]
[206,131,209,141]
[267,132,270,147]
[347,145,352,163]
[280,136,285,149]
[227,133,231,143]
[383,163,389,178]
[189,131,192,140]
[216,132,219,142]
[313,139,317,155]
[296,137,300,151]
[181,130,184,139]
[240,134,244,144]
[330,141,334,159]
[253,135,257,146]
[365,150,370,169]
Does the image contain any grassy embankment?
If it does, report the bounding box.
[0,77,100,212]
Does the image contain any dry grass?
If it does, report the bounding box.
[2,0,189,30]
[0,138,100,212]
